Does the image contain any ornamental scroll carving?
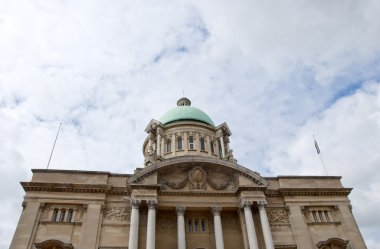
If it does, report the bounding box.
[159,166,236,191]
[103,207,130,222]
[267,207,290,225]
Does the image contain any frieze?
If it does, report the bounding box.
[103,207,130,222]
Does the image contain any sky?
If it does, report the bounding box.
[1,0,380,248]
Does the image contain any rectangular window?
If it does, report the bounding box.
[59,209,66,222]
[187,219,193,232]
[194,219,199,232]
[177,138,183,150]
[200,138,206,151]
[166,140,171,153]
[201,219,207,231]
[188,137,194,150]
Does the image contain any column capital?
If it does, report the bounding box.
[212,206,222,216]
[257,200,267,209]
[176,206,186,216]
[240,200,253,209]
[130,199,141,209]
[147,200,157,209]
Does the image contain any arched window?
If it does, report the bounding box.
[166,140,171,153]
[67,209,73,222]
[59,209,66,222]
[210,141,215,154]
[52,208,58,222]
[200,138,206,151]
[188,137,194,150]
[177,137,183,150]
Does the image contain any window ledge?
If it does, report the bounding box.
[307,221,341,225]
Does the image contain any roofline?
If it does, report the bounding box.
[31,169,132,177]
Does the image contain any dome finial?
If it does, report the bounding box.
[177,97,191,106]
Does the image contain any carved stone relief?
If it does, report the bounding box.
[40,207,50,221]
[159,166,236,191]
[267,207,290,225]
[103,207,130,222]
[189,166,207,190]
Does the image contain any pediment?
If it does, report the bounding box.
[128,156,267,193]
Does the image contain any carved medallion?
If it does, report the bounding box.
[189,166,206,190]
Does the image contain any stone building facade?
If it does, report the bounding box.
[10,98,367,249]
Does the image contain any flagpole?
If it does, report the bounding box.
[47,122,62,169]
[313,135,328,176]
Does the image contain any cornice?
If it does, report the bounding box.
[31,169,132,177]
[265,187,352,197]
[21,182,130,195]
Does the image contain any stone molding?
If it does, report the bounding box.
[316,238,349,249]
[266,188,352,197]
[34,240,73,249]
[21,182,128,194]
[127,155,267,187]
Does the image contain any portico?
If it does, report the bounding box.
[126,197,274,249]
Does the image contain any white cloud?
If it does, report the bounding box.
[1,0,380,248]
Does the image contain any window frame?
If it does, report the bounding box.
[188,136,195,150]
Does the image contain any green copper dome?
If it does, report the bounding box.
[159,98,215,126]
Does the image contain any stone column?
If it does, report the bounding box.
[212,206,224,249]
[10,202,42,249]
[146,200,157,249]
[128,199,141,249]
[176,206,186,249]
[226,137,230,152]
[219,137,225,159]
[258,201,274,249]
[241,201,259,249]
[156,129,161,156]
[238,209,249,249]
